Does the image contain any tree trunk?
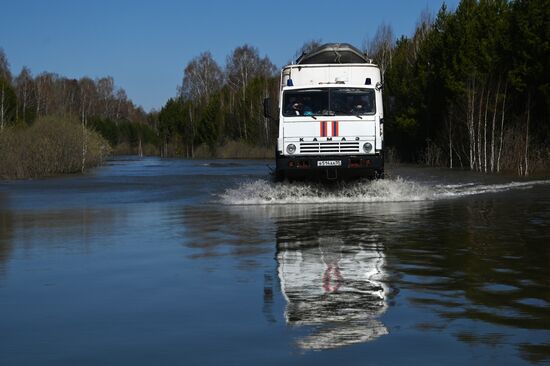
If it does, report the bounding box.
[81,117,87,173]
[447,113,453,169]
[468,78,476,170]
[491,78,501,172]
[35,84,41,117]
[0,85,4,131]
[524,91,530,176]
[483,87,490,173]
[497,82,507,173]
[22,88,27,123]
[477,84,484,172]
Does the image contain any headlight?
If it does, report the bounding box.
[363,142,373,153]
[286,144,296,154]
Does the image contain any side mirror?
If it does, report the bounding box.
[263,97,272,119]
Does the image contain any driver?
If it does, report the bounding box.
[286,97,303,115]
[286,97,313,116]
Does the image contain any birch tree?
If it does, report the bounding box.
[97,76,114,119]
[365,23,395,81]
[226,45,275,140]
[178,52,223,155]
[14,67,35,123]
[0,49,13,131]
[78,77,96,172]
[179,52,223,102]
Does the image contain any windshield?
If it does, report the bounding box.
[283,88,375,117]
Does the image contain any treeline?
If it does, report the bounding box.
[380,0,549,175]
[158,45,279,158]
[0,50,158,153]
[0,49,159,178]
[157,0,549,175]
[3,0,549,176]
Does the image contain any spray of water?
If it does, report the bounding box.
[220,177,550,205]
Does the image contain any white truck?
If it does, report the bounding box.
[264,43,385,181]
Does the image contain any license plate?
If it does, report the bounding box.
[317,160,342,167]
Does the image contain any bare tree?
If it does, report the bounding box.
[496,82,507,172]
[178,52,223,154]
[0,48,12,83]
[61,78,79,117]
[78,77,96,172]
[179,52,223,102]
[114,88,128,121]
[0,81,5,131]
[14,67,35,123]
[466,77,476,170]
[483,86,490,172]
[35,72,56,117]
[0,48,13,131]
[293,39,323,62]
[226,45,275,140]
[523,91,531,176]
[97,76,114,118]
[364,23,395,81]
[226,45,275,100]
[412,8,433,58]
[0,81,5,130]
[490,78,501,172]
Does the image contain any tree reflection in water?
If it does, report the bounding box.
[0,210,14,279]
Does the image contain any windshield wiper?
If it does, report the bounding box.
[355,114,363,119]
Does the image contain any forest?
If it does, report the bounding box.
[383,0,550,176]
[0,56,158,151]
[157,0,549,175]
[1,0,548,178]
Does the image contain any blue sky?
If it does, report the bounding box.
[0,0,459,112]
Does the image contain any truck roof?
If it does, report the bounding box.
[281,63,381,89]
[296,43,370,65]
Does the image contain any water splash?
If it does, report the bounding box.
[435,180,550,197]
[220,178,550,205]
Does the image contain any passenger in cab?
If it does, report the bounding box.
[350,95,372,115]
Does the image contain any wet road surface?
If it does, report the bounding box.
[1,157,549,365]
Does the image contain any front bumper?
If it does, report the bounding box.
[275,153,384,180]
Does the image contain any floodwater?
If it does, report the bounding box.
[1,157,549,365]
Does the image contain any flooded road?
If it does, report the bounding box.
[1,157,549,365]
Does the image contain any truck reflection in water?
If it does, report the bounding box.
[274,206,389,350]
[181,202,428,351]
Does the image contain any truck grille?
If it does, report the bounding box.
[299,142,360,154]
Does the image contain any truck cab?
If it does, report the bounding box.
[269,44,384,181]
